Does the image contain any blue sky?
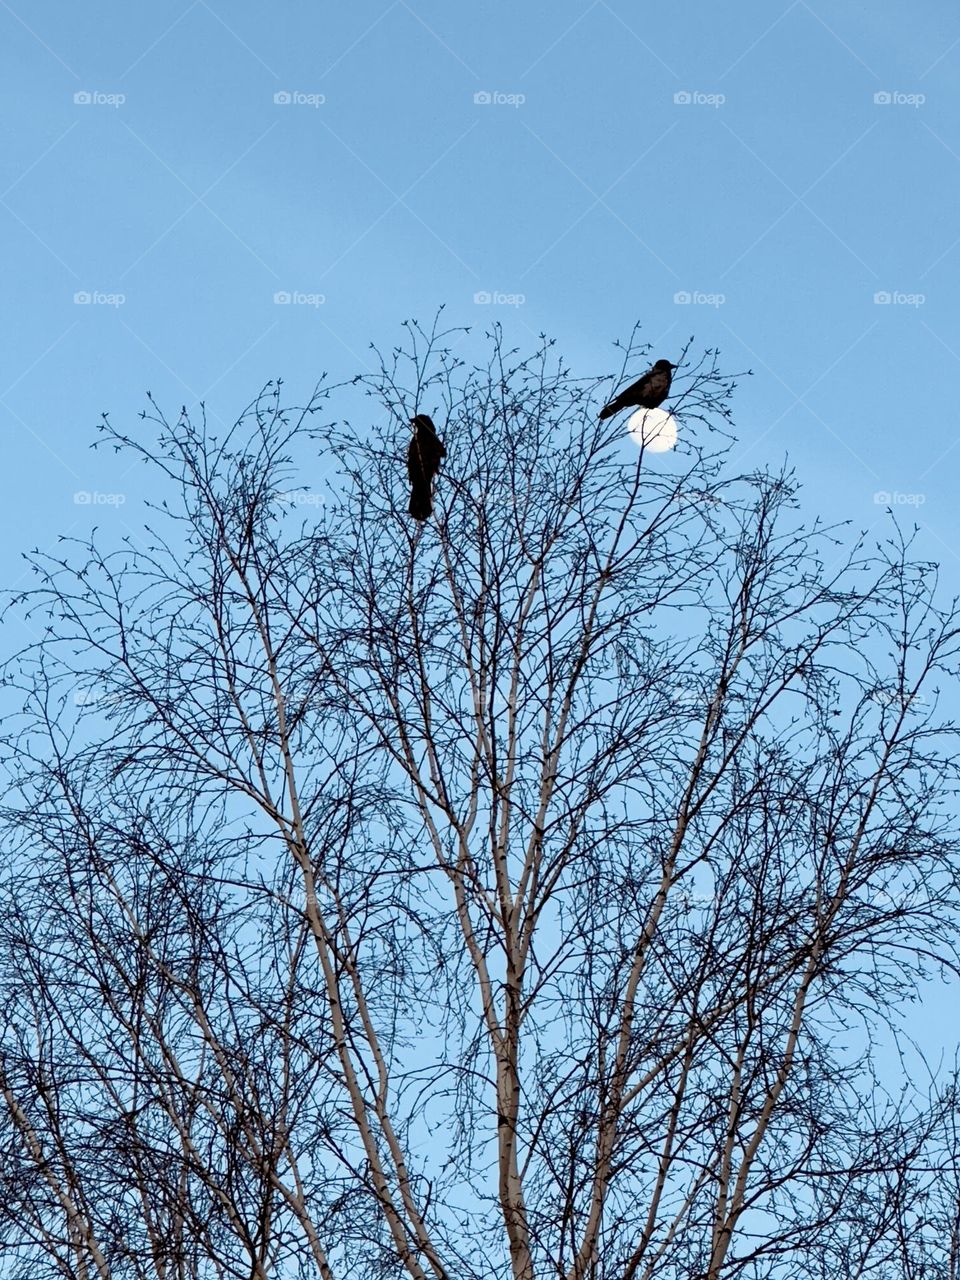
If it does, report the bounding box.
[2,1,957,682]
[0,2,957,651]
[2,0,958,593]
[1,0,957,1093]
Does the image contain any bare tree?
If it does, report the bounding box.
[0,320,959,1280]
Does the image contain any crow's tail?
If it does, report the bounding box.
[409,483,432,521]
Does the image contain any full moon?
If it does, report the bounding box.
[627,407,678,453]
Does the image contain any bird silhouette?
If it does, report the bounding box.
[407,414,446,521]
[599,360,677,420]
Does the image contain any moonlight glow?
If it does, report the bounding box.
[627,407,678,453]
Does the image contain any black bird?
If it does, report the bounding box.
[407,414,446,521]
[599,359,677,420]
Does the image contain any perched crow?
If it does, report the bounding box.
[599,359,677,420]
[407,414,446,521]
